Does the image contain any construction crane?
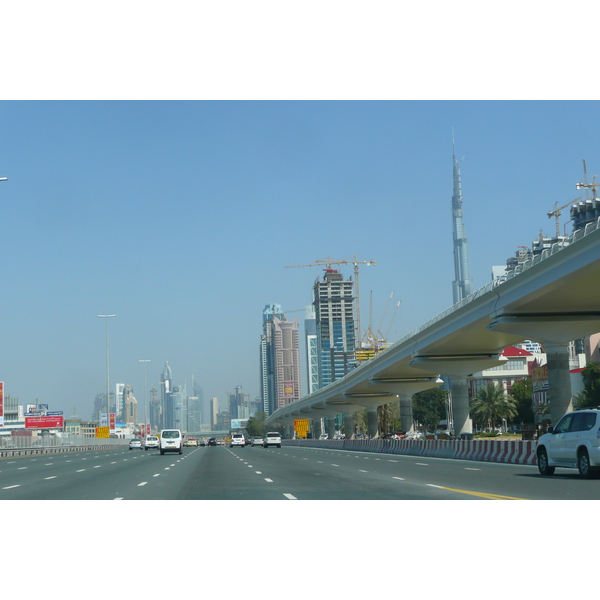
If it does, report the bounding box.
[547,197,582,237]
[284,256,376,348]
[576,177,599,200]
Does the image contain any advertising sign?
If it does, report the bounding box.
[109,413,116,432]
[146,423,151,436]
[25,415,64,429]
[100,413,108,427]
[0,381,4,427]
[294,419,310,437]
[284,382,294,397]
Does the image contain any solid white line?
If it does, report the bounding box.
[284,493,297,500]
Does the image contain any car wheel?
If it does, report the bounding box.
[537,447,555,476]
[278,444,281,448]
[578,448,595,478]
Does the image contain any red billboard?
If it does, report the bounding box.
[25,415,64,429]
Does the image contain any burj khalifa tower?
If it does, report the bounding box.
[451,135,472,304]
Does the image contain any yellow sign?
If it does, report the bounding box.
[294,419,310,435]
[96,426,110,438]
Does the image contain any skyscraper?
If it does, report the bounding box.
[451,135,472,304]
[313,269,356,388]
[260,303,301,415]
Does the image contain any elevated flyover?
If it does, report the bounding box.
[266,217,600,436]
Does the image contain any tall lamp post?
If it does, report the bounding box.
[98,315,116,428]
[139,359,151,436]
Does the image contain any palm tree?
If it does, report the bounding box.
[470,383,518,430]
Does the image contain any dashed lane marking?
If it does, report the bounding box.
[284,493,297,500]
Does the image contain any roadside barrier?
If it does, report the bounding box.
[0,443,129,459]
[284,438,537,465]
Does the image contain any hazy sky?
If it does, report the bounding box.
[1,100,598,419]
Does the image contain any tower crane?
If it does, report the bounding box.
[284,256,376,348]
[547,197,582,237]
[576,176,599,200]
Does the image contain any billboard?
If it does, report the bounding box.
[25,415,64,429]
[231,419,248,430]
[284,382,294,397]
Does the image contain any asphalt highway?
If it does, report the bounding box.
[1,443,599,500]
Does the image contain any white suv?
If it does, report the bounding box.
[536,409,600,478]
[263,431,282,448]
[230,433,245,447]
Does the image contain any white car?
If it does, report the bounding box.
[159,429,183,455]
[230,433,245,447]
[536,409,600,478]
[251,436,263,447]
[129,438,143,450]
[263,432,282,448]
[144,435,159,450]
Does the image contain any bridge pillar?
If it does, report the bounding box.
[399,394,415,433]
[344,413,355,439]
[327,417,336,439]
[450,377,472,437]
[367,408,378,438]
[545,342,573,425]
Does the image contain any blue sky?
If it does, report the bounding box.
[1,100,599,419]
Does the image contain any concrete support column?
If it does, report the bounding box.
[451,377,472,437]
[545,342,573,425]
[367,408,378,438]
[399,394,415,433]
[285,424,293,439]
[344,413,354,439]
[327,417,336,439]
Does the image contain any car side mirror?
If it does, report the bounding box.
[547,426,554,434]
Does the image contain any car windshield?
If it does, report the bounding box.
[162,431,180,438]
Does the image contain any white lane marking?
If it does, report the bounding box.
[76,469,86,472]
[359,470,368,473]
[416,463,429,466]
[388,460,398,462]
[265,478,273,482]
[153,474,160,477]
[138,482,148,486]
[3,485,21,489]
[44,476,57,480]
[114,497,124,500]
[331,464,339,467]
[18,467,28,470]
[93,465,101,469]
[255,471,262,474]
[465,468,481,471]
[284,493,297,500]
[45,463,53,466]
[393,477,405,481]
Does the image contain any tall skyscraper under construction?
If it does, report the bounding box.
[314,269,356,388]
[451,135,472,304]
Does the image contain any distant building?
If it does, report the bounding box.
[304,306,319,395]
[123,385,138,426]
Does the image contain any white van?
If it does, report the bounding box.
[159,429,183,455]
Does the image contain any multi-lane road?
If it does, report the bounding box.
[1,443,598,500]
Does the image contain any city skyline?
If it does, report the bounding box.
[2,101,600,420]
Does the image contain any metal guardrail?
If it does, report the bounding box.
[0,436,128,458]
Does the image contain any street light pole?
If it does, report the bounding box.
[139,359,150,436]
[98,315,116,428]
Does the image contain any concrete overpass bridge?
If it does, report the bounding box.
[265,217,600,438]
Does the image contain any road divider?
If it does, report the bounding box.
[284,438,537,465]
